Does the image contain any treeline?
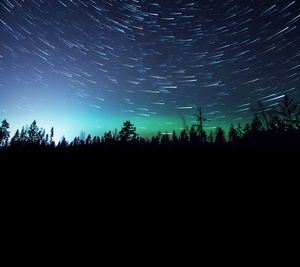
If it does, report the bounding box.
[0,95,299,150]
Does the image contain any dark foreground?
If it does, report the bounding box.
[1,143,298,226]
[1,142,298,171]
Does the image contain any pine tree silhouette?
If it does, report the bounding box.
[228,124,239,143]
[119,121,136,142]
[251,115,263,136]
[277,95,299,130]
[215,127,226,144]
[172,130,178,144]
[189,125,198,144]
[86,134,92,145]
[11,129,20,146]
[50,127,54,144]
[180,129,189,144]
[208,131,214,143]
[28,120,39,144]
[0,119,10,146]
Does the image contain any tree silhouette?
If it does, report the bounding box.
[189,125,198,144]
[243,123,251,140]
[80,131,86,145]
[250,115,263,137]
[228,124,239,143]
[215,127,226,144]
[151,135,160,145]
[181,116,190,132]
[58,136,68,148]
[50,127,55,146]
[277,95,299,130]
[208,131,214,143]
[119,121,136,142]
[93,136,100,145]
[194,108,207,142]
[103,131,113,143]
[28,120,40,144]
[255,101,274,130]
[161,133,170,145]
[172,130,178,144]
[86,134,92,145]
[0,119,10,146]
[44,133,49,145]
[11,129,20,146]
[38,129,46,145]
[71,137,80,147]
[179,129,189,144]
[236,123,243,137]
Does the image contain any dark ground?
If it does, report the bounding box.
[1,143,298,174]
[1,143,297,238]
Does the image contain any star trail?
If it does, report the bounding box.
[0,0,300,140]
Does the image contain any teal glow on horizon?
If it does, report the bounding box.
[4,102,235,143]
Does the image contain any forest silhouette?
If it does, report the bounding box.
[1,95,299,164]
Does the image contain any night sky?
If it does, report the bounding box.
[1,0,300,140]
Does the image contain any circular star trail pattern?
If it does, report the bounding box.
[0,0,300,139]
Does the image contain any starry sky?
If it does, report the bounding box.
[1,0,300,140]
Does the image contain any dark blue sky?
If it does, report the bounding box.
[1,0,300,139]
